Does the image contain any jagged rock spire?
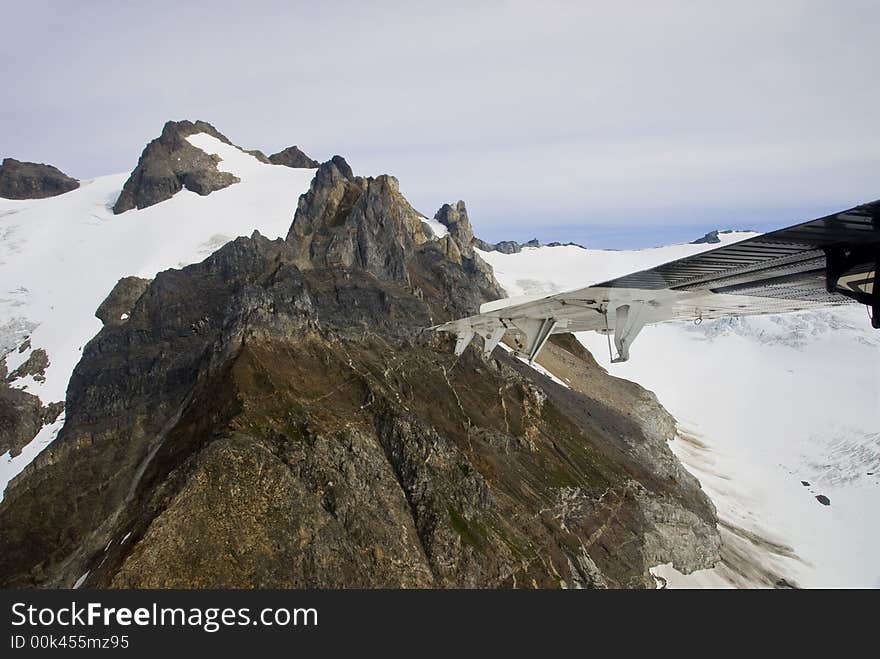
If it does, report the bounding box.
[286,156,430,282]
[434,200,474,247]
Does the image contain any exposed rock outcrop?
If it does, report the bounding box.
[269,146,319,169]
[491,240,523,254]
[546,241,586,249]
[435,201,474,247]
[472,236,584,254]
[0,384,62,458]
[691,230,721,245]
[112,120,240,214]
[0,158,79,199]
[533,333,720,574]
[691,229,741,245]
[96,277,151,327]
[0,354,63,458]
[0,156,719,589]
[5,348,49,383]
[287,156,430,282]
[429,200,504,301]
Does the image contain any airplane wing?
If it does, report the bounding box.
[436,199,879,363]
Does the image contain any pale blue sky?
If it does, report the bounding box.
[2,0,878,247]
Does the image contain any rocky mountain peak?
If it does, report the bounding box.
[112,119,240,214]
[159,119,230,145]
[268,145,319,169]
[287,156,432,283]
[435,200,474,247]
[285,157,504,314]
[0,158,79,199]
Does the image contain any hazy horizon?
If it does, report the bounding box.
[3,1,878,248]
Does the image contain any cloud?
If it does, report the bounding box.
[2,0,878,245]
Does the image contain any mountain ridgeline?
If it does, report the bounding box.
[0,158,79,200]
[0,126,720,588]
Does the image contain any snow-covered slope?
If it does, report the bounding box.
[0,134,316,497]
[479,232,758,297]
[478,241,880,588]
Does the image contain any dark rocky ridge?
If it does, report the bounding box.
[95,277,152,327]
[474,237,544,254]
[434,202,584,254]
[0,348,64,458]
[544,240,586,249]
[268,146,319,169]
[691,230,721,245]
[477,238,587,254]
[112,120,240,214]
[0,384,63,458]
[691,229,741,245]
[0,158,79,199]
[435,201,474,246]
[0,155,719,588]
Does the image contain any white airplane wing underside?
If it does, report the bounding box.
[435,199,880,362]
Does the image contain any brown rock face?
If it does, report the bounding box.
[112,120,240,214]
[0,158,79,199]
[0,157,719,589]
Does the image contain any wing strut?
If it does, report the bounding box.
[510,317,559,363]
[480,326,507,356]
[611,303,647,363]
[454,329,475,356]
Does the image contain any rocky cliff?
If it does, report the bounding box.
[0,154,719,588]
[0,158,79,199]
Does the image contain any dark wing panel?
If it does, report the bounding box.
[596,200,880,309]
